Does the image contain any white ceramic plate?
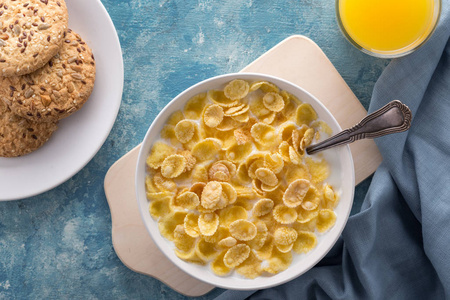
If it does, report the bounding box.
[0,0,123,201]
[136,73,355,290]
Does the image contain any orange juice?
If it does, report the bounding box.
[337,0,439,56]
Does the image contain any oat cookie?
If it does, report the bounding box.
[0,0,69,77]
[0,100,57,157]
[0,29,96,122]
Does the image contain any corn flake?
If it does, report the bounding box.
[149,199,171,219]
[236,163,251,184]
[250,96,271,118]
[261,182,280,193]
[255,167,278,187]
[146,79,340,279]
[276,243,294,253]
[146,191,174,202]
[182,124,202,151]
[252,179,265,196]
[167,111,185,126]
[192,164,209,183]
[293,217,316,232]
[225,104,249,117]
[249,81,279,93]
[219,206,248,227]
[264,153,284,174]
[283,179,310,208]
[264,248,292,274]
[246,221,268,250]
[220,182,238,204]
[179,150,197,172]
[224,103,245,115]
[216,116,241,131]
[247,158,265,179]
[273,205,298,224]
[184,92,207,120]
[301,186,320,211]
[261,112,276,125]
[251,237,272,261]
[153,172,177,193]
[204,104,224,128]
[280,91,300,120]
[192,138,222,161]
[234,196,255,211]
[251,123,278,145]
[174,225,196,253]
[158,211,187,241]
[184,213,200,237]
[161,125,180,146]
[201,181,223,210]
[145,175,159,194]
[299,128,315,151]
[229,219,257,241]
[198,212,219,236]
[208,89,239,107]
[311,120,333,136]
[196,238,219,261]
[174,120,196,143]
[263,92,285,112]
[226,142,253,163]
[293,231,317,254]
[288,146,302,165]
[233,112,251,124]
[279,122,296,142]
[305,157,330,183]
[236,251,263,279]
[296,103,318,126]
[173,191,200,210]
[323,184,339,209]
[316,209,337,233]
[252,198,274,217]
[274,227,298,247]
[224,79,250,100]
[285,162,310,183]
[209,162,231,182]
[204,225,230,243]
[223,244,251,268]
[161,154,187,178]
[146,142,176,169]
[234,128,252,145]
[175,248,206,265]
[211,251,232,276]
[218,236,238,248]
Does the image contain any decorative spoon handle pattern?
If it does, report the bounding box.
[306,100,412,155]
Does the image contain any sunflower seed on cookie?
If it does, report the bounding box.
[0,29,96,123]
[0,0,69,77]
[0,100,57,157]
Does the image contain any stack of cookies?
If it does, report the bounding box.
[0,0,96,157]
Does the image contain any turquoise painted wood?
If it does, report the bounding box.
[0,0,389,298]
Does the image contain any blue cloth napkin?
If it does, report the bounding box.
[216,2,450,299]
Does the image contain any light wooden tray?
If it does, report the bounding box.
[104,35,382,297]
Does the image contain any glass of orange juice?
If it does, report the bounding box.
[336,0,441,58]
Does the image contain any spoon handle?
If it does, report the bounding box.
[306,100,412,155]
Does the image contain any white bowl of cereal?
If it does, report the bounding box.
[135,73,354,290]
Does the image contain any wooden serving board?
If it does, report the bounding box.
[104,35,382,297]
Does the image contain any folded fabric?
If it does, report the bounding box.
[216,2,450,299]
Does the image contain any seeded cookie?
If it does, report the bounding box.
[0,29,96,122]
[0,0,69,77]
[0,99,57,157]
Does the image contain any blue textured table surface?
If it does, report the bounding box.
[0,0,389,299]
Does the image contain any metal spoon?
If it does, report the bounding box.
[306,100,412,155]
